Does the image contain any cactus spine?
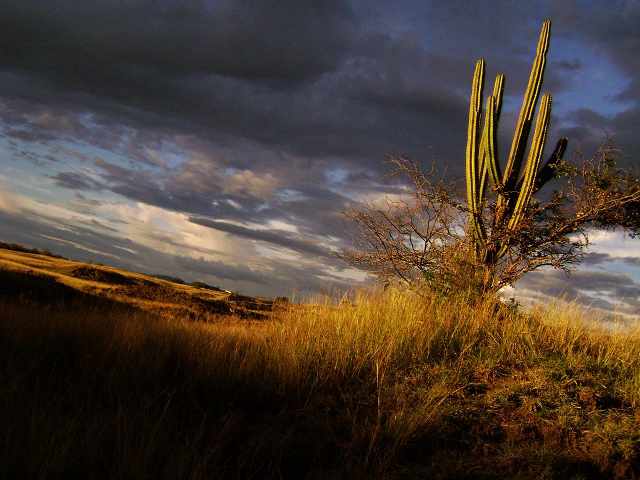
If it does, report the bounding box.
[464,20,568,281]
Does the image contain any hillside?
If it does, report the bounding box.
[0,246,275,320]
[1,246,639,479]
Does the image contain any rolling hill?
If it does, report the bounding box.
[0,245,276,320]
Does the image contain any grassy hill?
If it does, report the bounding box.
[1,246,639,479]
[0,246,275,320]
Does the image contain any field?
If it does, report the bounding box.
[1,247,639,479]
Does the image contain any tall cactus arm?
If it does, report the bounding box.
[466,59,485,213]
[507,94,552,231]
[501,20,550,192]
[479,94,497,201]
[482,74,505,192]
[466,59,486,243]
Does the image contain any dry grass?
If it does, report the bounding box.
[0,248,273,319]
[1,287,639,479]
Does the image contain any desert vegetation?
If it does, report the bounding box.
[2,282,640,479]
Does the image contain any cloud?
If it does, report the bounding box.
[0,1,474,171]
[0,202,364,297]
[550,1,640,164]
[555,1,640,100]
[579,251,640,268]
[0,0,590,177]
[516,269,640,315]
[222,169,280,199]
[581,252,613,265]
[189,217,336,259]
[0,0,356,83]
[51,172,104,191]
[0,180,19,214]
[174,255,270,286]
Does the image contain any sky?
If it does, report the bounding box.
[0,0,639,312]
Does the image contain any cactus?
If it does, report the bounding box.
[464,20,568,282]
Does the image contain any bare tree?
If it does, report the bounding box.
[342,147,640,298]
[342,156,470,294]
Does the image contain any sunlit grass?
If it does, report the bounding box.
[1,289,639,478]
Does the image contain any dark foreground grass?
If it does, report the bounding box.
[1,290,639,479]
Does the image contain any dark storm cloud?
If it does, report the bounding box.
[522,270,640,299]
[0,0,356,84]
[554,1,640,101]
[550,1,640,163]
[3,127,55,144]
[553,59,582,72]
[0,0,630,170]
[579,251,640,268]
[558,105,640,168]
[622,257,640,267]
[51,172,104,191]
[581,252,615,265]
[518,269,640,314]
[93,158,173,208]
[0,0,504,170]
[174,255,270,286]
[0,1,392,170]
[189,217,335,259]
[88,156,273,222]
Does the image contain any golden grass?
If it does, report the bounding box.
[1,288,639,478]
[0,248,274,320]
